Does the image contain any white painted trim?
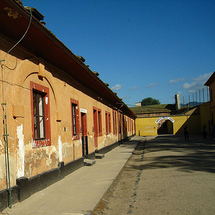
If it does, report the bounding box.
[80,108,87,113]
[155,116,175,124]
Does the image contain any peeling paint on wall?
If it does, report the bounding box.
[58,136,62,162]
[46,146,57,166]
[0,154,5,179]
[0,139,4,154]
[62,142,74,163]
[17,124,24,178]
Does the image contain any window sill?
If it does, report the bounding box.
[72,135,80,140]
[33,139,51,148]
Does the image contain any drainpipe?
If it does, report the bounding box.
[1,103,11,207]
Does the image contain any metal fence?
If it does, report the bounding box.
[181,86,210,107]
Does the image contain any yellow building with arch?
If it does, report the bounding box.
[134,102,210,136]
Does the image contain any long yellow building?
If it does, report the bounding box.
[0,0,135,210]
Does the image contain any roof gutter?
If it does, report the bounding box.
[2,0,135,118]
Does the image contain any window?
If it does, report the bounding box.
[108,113,111,134]
[98,109,102,135]
[72,103,77,135]
[105,111,111,135]
[71,99,80,140]
[127,118,130,133]
[105,112,108,134]
[31,82,51,147]
[33,91,45,139]
[113,110,117,135]
[93,107,102,137]
[119,113,122,134]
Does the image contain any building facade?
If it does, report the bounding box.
[0,0,135,210]
[205,72,215,127]
[134,103,210,136]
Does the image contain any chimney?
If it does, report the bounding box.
[175,94,181,110]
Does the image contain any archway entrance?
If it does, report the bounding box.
[156,117,174,135]
[157,120,173,134]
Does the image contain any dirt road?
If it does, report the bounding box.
[92,135,215,215]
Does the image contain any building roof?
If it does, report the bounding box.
[205,71,215,86]
[130,104,172,115]
[0,0,135,118]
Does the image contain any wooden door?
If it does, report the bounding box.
[81,113,88,157]
[93,109,98,148]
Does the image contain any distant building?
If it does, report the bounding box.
[136,102,141,107]
[131,102,210,136]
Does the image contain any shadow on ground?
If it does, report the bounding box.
[131,135,215,174]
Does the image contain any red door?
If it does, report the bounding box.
[81,113,88,157]
[93,109,98,148]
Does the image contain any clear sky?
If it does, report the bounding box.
[22,0,215,106]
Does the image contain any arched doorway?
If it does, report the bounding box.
[157,120,173,134]
[156,117,174,135]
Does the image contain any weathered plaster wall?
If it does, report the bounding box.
[0,46,135,192]
[136,117,158,136]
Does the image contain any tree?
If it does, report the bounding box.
[141,97,160,106]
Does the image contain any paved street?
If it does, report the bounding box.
[2,134,215,215]
[93,134,215,215]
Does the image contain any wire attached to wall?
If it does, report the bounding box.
[1,8,32,209]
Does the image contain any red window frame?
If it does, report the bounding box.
[128,118,130,132]
[93,107,102,137]
[119,113,122,134]
[113,110,117,135]
[30,82,51,147]
[105,112,108,135]
[98,109,102,136]
[105,111,111,135]
[71,98,80,140]
[108,112,111,134]
[112,111,115,135]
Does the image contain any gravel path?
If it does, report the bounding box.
[92,135,215,215]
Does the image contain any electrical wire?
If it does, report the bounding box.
[3,10,33,60]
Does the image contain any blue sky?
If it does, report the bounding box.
[22,0,215,106]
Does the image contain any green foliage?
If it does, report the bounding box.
[141,97,160,106]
